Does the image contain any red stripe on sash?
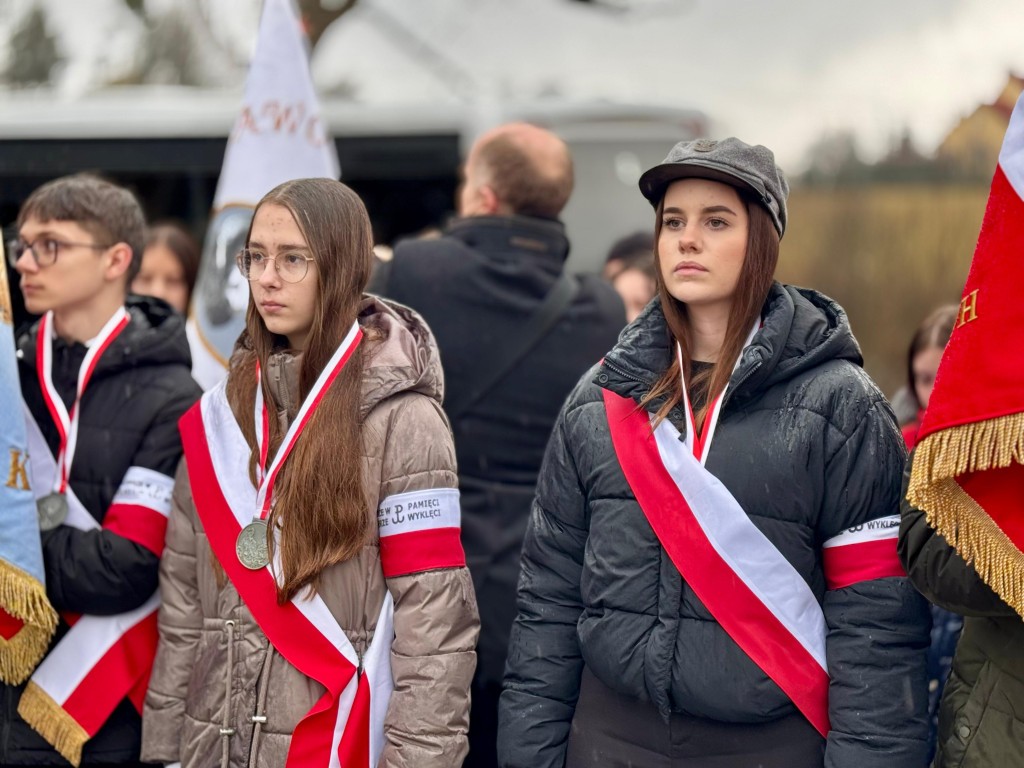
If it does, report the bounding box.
[823,539,905,591]
[103,504,169,556]
[603,389,831,738]
[337,674,371,766]
[128,669,150,714]
[379,528,465,578]
[62,612,158,736]
[180,403,356,765]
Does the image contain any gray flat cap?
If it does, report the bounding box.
[638,137,789,238]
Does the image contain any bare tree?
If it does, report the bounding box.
[3,3,63,88]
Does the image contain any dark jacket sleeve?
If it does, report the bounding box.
[42,378,198,615]
[819,397,930,768]
[498,401,589,768]
[898,449,1016,617]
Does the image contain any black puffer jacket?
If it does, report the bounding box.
[8,296,200,765]
[499,284,931,768]
[369,215,624,686]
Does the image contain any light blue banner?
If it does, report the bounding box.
[0,267,46,586]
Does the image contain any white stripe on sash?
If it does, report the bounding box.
[651,416,828,671]
[30,595,159,704]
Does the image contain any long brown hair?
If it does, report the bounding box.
[226,178,374,603]
[640,189,780,430]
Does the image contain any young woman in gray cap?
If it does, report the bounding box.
[497,138,930,767]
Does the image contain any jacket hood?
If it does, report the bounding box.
[18,295,192,376]
[602,282,863,409]
[357,293,445,417]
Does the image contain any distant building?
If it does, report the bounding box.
[938,73,1024,179]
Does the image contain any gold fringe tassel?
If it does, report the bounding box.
[0,560,58,684]
[18,680,89,768]
[908,411,1024,618]
[909,411,1024,487]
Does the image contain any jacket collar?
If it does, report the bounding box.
[599,282,862,421]
[234,294,446,425]
[445,214,570,264]
[18,295,192,379]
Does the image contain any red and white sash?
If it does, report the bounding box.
[604,332,908,736]
[604,324,832,736]
[180,359,395,766]
[604,388,832,736]
[17,404,168,767]
[5,308,171,767]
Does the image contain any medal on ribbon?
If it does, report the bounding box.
[236,321,363,570]
[35,307,131,530]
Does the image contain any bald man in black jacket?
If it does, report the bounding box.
[369,122,625,768]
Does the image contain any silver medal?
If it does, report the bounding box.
[37,492,68,531]
[236,519,270,570]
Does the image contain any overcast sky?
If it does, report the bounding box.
[7,0,1024,172]
[311,0,1024,170]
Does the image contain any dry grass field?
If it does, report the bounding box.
[776,183,990,398]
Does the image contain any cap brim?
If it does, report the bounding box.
[638,163,759,207]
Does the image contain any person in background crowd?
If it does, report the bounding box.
[602,230,648,280]
[6,174,200,766]
[901,304,958,449]
[899,303,962,759]
[368,122,624,768]
[142,178,479,768]
[603,231,657,323]
[499,138,929,768]
[131,222,201,316]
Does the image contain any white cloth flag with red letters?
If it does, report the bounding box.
[188,0,339,390]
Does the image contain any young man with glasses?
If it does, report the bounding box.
[4,174,200,766]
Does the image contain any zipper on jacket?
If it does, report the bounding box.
[356,649,364,680]
[247,641,275,768]
[600,359,650,387]
[722,361,763,410]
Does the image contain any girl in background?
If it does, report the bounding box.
[132,222,200,315]
[901,305,958,449]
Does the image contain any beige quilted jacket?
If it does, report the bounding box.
[140,296,480,768]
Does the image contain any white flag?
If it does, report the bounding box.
[189,0,339,390]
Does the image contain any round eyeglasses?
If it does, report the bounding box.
[6,237,112,268]
[236,249,315,283]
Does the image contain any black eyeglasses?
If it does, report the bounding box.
[6,237,112,268]
[236,248,315,283]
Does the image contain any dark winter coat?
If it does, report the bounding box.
[899,453,1024,768]
[8,296,200,765]
[368,214,624,686]
[499,283,931,768]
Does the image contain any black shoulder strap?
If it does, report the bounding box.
[446,273,580,423]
